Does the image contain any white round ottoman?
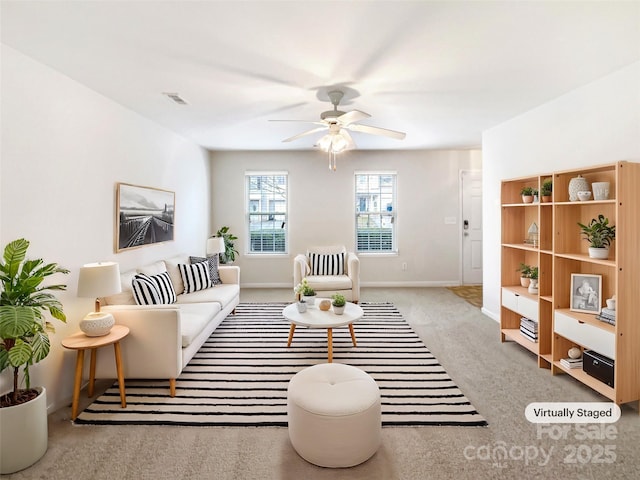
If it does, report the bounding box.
[287,362,381,468]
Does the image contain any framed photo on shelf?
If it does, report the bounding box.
[570,273,602,314]
[116,183,175,252]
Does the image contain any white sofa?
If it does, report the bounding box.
[93,254,240,396]
[293,246,360,303]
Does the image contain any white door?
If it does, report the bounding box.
[461,170,483,284]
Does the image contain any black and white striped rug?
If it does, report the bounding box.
[75,302,487,427]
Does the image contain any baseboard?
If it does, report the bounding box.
[482,307,499,322]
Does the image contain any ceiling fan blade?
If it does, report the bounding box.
[337,110,370,126]
[282,126,328,143]
[346,123,406,140]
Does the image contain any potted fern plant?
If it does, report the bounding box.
[577,214,616,259]
[0,239,68,474]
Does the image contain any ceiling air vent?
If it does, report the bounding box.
[162,92,188,105]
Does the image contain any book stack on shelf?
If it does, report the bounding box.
[520,317,538,342]
[560,357,583,369]
[596,307,616,326]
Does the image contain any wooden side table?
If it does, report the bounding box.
[61,324,129,420]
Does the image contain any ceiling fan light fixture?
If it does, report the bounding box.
[317,134,333,151]
[317,132,348,153]
[331,134,348,153]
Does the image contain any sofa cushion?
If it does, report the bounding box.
[137,260,167,276]
[103,269,137,305]
[179,261,213,294]
[179,303,221,348]
[190,255,222,285]
[308,252,345,276]
[305,275,352,291]
[176,284,240,308]
[164,254,190,296]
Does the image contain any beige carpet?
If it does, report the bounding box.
[5,287,640,480]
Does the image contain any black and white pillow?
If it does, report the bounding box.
[132,272,177,305]
[179,261,213,294]
[308,252,345,276]
[151,271,177,304]
[189,255,222,285]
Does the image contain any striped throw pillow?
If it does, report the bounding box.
[150,271,177,304]
[132,273,161,305]
[179,261,213,294]
[132,272,177,305]
[308,252,345,276]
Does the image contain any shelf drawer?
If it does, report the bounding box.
[502,288,538,321]
[554,312,615,360]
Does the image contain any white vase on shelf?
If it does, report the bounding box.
[528,279,538,294]
[568,175,589,202]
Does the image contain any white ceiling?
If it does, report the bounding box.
[2,1,639,151]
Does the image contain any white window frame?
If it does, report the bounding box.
[354,171,397,254]
[245,171,288,255]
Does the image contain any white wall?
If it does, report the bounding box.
[482,61,640,321]
[211,149,481,287]
[0,46,212,411]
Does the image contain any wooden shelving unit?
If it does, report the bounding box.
[500,161,640,408]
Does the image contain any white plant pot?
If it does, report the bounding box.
[588,247,610,259]
[296,301,307,313]
[0,386,48,474]
[302,295,316,307]
[333,305,345,315]
[528,279,539,294]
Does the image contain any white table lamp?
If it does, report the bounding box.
[77,262,122,336]
[206,237,225,257]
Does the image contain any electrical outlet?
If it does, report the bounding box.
[402,262,408,271]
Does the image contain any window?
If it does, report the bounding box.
[355,172,396,253]
[246,172,288,253]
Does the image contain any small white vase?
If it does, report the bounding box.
[568,175,589,202]
[302,295,316,307]
[296,301,307,313]
[528,279,539,294]
[588,247,609,259]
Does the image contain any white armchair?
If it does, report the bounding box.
[293,246,360,303]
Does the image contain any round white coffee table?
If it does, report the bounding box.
[282,300,364,362]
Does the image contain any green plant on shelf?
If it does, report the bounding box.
[517,263,532,278]
[577,214,615,248]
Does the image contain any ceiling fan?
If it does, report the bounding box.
[271,90,406,152]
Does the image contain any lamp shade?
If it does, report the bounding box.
[77,262,122,298]
[206,237,226,256]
